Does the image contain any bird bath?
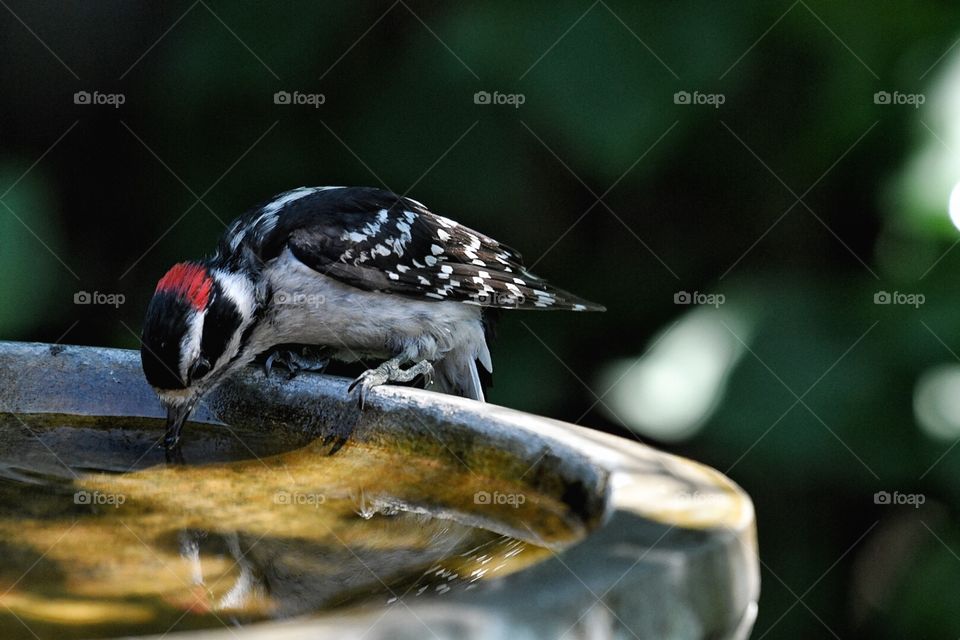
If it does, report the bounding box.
[0,342,758,639]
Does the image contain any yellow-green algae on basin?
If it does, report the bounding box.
[0,342,758,640]
[0,425,563,638]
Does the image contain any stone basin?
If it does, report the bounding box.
[0,341,759,639]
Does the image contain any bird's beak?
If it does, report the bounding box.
[164,402,193,452]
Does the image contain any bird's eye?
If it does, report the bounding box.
[188,356,212,383]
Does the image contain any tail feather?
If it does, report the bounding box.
[430,351,486,401]
[465,359,484,402]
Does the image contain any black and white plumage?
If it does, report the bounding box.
[140,186,604,452]
[217,186,601,311]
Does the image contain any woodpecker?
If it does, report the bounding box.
[140,186,604,452]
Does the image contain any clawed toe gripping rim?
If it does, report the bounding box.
[348,358,434,409]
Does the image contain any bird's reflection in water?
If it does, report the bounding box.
[172,520,544,621]
[0,418,574,639]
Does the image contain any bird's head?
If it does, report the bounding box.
[140,261,256,443]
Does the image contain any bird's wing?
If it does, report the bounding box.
[227,186,605,311]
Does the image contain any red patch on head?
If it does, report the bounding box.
[156,262,213,311]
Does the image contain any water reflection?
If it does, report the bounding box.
[0,417,575,639]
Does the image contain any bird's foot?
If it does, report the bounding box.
[263,346,330,380]
[348,357,434,408]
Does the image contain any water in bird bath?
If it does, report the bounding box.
[0,413,589,640]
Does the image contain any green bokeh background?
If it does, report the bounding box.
[2,1,960,637]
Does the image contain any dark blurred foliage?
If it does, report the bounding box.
[3,1,960,637]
